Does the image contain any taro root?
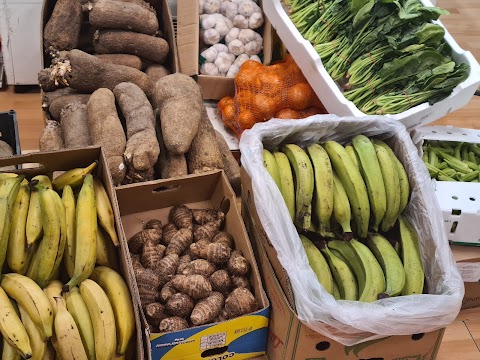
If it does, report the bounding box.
[212,232,234,249]
[170,275,212,300]
[190,292,224,326]
[165,228,193,256]
[192,208,224,225]
[162,223,178,245]
[158,317,188,333]
[176,254,192,275]
[128,228,162,253]
[156,254,179,285]
[231,275,251,290]
[225,288,258,318]
[144,302,166,328]
[190,242,231,265]
[193,220,222,241]
[169,205,193,230]
[181,259,216,277]
[209,270,231,294]
[159,281,177,304]
[141,242,166,269]
[165,293,195,318]
[227,250,250,276]
[144,219,162,231]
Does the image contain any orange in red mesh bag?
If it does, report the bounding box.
[219,55,326,137]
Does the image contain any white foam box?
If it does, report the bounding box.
[262,0,480,130]
[411,125,480,246]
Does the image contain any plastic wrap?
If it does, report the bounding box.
[239,115,464,345]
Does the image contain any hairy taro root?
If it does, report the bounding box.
[130,253,143,271]
[156,254,179,285]
[141,241,166,269]
[225,288,257,318]
[193,220,222,241]
[192,208,225,225]
[209,270,231,294]
[181,259,216,277]
[162,223,178,245]
[170,275,212,299]
[166,293,195,318]
[159,282,177,304]
[165,228,193,256]
[191,292,225,326]
[190,242,231,264]
[144,302,166,327]
[212,232,234,248]
[231,275,251,290]
[176,254,193,274]
[159,317,188,333]
[170,205,193,230]
[145,219,163,231]
[128,228,162,253]
[227,250,250,276]
[136,268,161,305]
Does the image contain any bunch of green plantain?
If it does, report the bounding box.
[263,135,425,301]
[422,140,480,182]
[0,163,136,359]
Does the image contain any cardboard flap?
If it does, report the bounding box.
[177,0,199,76]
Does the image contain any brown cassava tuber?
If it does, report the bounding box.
[170,275,212,299]
[166,293,195,318]
[190,292,225,326]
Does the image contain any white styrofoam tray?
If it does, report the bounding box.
[262,0,480,130]
[411,125,480,246]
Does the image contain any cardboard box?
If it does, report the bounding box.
[0,147,145,359]
[177,0,272,100]
[241,169,447,360]
[451,245,480,309]
[115,170,270,360]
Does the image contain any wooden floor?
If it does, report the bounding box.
[0,0,480,357]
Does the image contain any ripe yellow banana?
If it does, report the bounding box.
[96,228,120,271]
[0,173,18,180]
[299,236,333,295]
[2,337,22,360]
[43,280,64,316]
[65,287,96,360]
[367,234,405,296]
[0,287,32,358]
[62,185,76,278]
[349,239,386,302]
[262,149,282,191]
[52,161,97,192]
[64,175,97,292]
[345,145,360,171]
[273,151,295,221]
[374,145,400,232]
[306,144,333,237]
[328,240,365,295]
[7,179,31,274]
[19,305,47,360]
[54,297,89,360]
[1,273,54,340]
[90,266,135,355]
[324,141,370,238]
[352,135,386,232]
[93,177,119,247]
[0,175,25,271]
[26,175,52,247]
[321,246,358,300]
[399,216,424,295]
[332,171,352,235]
[80,279,117,360]
[26,187,63,287]
[282,144,314,230]
[372,139,410,213]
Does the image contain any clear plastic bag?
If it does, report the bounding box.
[239,114,464,345]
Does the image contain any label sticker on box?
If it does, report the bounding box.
[200,332,226,350]
[456,263,480,282]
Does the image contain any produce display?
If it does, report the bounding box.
[263,135,425,301]
[285,0,470,114]
[422,140,480,182]
[218,55,327,136]
[199,0,265,77]
[127,205,258,333]
[0,167,136,359]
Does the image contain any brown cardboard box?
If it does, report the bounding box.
[0,147,145,359]
[451,245,480,309]
[177,0,272,100]
[241,168,447,360]
[115,170,270,360]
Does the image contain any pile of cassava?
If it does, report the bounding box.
[38,0,240,190]
[128,205,258,333]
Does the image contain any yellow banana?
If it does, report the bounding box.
[367,233,405,296]
[54,297,89,360]
[64,175,97,292]
[7,179,31,274]
[43,280,63,316]
[65,287,96,360]
[299,236,333,295]
[328,240,365,295]
[352,135,386,232]
[373,139,410,213]
[324,141,370,238]
[96,228,120,271]
[282,144,314,230]
[399,216,424,295]
[50,192,67,281]
[349,239,386,302]
[19,305,47,360]
[93,177,119,247]
[0,173,18,180]
[62,185,76,278]
[262,149,282,191]
[307,144,333,237]
[90,266,135,355]
[332,172,352,235]
[52,161,97,192]
[273,151,295,221]
[374,145,400,232]
[1,273,54,340]
[0,175,25,271]
[345,145,360,171]
[321,246,357,300]
[80,279,116,360]
[2,337,22,360]
[26,175,52,247]
[0,287,32,358]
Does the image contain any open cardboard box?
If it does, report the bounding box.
[0,147,144,359]
[177,0,272,100]
[40,0,179,122]
[241,168,447,360]
[115,170,270,360]
[451,245,480,309]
